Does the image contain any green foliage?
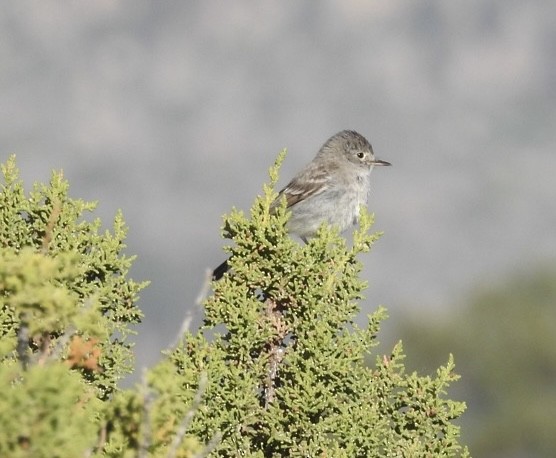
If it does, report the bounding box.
[398,267,556,458]
[0,155,146,397]
[0,154,469,457]
[0,362,100,457]
[146,151,469,457]
[0,156,154,457]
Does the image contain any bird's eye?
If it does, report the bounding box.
[357,152,365,159]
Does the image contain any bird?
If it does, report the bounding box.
[212,130,390,280]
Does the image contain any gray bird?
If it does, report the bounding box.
[213,130,390,279]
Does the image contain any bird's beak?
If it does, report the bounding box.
[372,159,391,166]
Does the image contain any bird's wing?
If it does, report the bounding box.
[271,168,330,211]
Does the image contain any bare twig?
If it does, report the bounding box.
[83,422,107,458]
[192,431,223,458]
[36,332,52,366]
[95,423,108,456]
[195,268,213,306]
[264,344,285,409]
[138,368,155,458]
[16,314,30,370]
[263,299,288,409]
[167,372,208,458]
[171,269,211,349]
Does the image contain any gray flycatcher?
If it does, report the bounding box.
[213,130,390,280]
